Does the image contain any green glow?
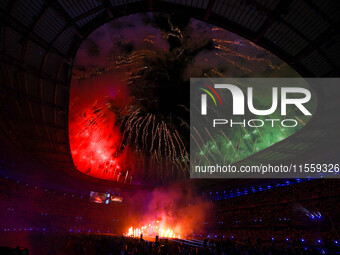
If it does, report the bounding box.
[193,81,317,165]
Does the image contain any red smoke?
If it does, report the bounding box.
[124,184,212,237]
[69,73,135,182]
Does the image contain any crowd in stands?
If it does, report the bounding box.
[211,179,339,227]
[200,178,340,254]
[3,234,340,255]
[212,179,340,209]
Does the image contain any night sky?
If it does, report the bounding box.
[69,12,303,185]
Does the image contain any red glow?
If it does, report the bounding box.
[69,105,122,180]
[125,222,181,239]
[69,71,136,182]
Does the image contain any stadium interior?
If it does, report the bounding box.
[0,0,340,254]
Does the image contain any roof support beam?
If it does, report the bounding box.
[255,0,293,42]
[0,13,71,65]
[51,1,83,38]
[0,53,68,88]
[205,0,215,20]
[0,86,66,113]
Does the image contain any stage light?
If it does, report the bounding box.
[301,239,305,242]
[271,237,274,241]
[335,240,338,244]
[286,238,289,241]
[318,240,321,243]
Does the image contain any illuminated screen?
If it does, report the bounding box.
[111,196,123,203]
[89,191,107,204]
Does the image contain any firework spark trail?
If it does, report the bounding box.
[211,68,224,77]
[253,138,258,154]
[164,123,171,158]
[150,117,157,153]
[120,109,189,168]
[219,130,236,154]
[165,125,175,159]
[136,114,149,143]
[251,120,265,143]
[168,130,177,161]
[160,122,167,156]
[216,53,253,73]
[215,44,267,62]
[205,127,223,158]
[141,114,152,151]
[248,41,267,51]
[73,50,158,81]
[172,130,184,161]
[241,125,254,146]
[236,138,242,159]
[124,110,141,145]
[279,125,287,137]
[212,38,247,47]
[193,126,205,145]
[156,123,162,155]
[295,116,306,126]
[133,116,143,145]
[173,130,187,160]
